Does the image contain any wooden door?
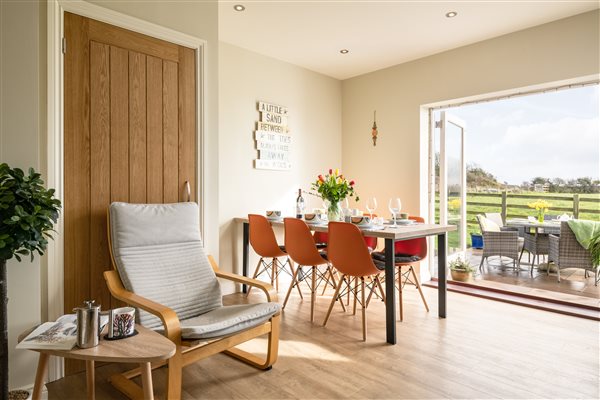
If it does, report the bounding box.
[64,13,196,373]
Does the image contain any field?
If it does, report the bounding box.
[438,191,600,249]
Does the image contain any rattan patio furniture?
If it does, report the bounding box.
[476,215,522,271]
[548,221,599,286]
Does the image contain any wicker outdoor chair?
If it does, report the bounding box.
[520,231,550,273]
[476,215,522,271]
[548,221,598,285]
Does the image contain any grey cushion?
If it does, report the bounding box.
[178,303,281,339]
[109,202,280,337]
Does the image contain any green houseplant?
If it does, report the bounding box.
[449,257,476,282]
[0,163,61,400]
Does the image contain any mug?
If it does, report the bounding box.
[107,306,136,339]
[399,212,409,220]
[266,210,281,219]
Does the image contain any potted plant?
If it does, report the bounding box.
[0,163,61,400]
[449,257,476,282]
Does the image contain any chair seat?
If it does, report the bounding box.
[177,302,281,340]
[371,251,422,265]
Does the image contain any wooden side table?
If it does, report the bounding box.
[21,324,175,400]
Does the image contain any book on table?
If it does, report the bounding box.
[17,314,78,350]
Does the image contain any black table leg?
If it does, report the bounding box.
[437,233,447,318]
[242,222,249,293]
[384,238,396,344]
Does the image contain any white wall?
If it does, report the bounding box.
[0,0,46,389]
[341,10,600,223]
[218,42,342,291]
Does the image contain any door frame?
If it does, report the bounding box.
[47,0,207,381]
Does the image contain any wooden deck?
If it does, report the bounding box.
[459,248,599,305]
[47,288,599,399]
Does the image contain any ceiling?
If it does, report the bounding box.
[218,0,599,80]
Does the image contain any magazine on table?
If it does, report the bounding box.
[16,314,109,351]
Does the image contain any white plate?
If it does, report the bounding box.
[386,219,415,225]
[355,224,385,230]
[267,217,282,222]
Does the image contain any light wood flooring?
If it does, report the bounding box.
[47,284,599,399]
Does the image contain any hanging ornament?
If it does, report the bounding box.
[372,110,378,146]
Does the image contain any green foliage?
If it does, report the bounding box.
[0,163,61,262]
[589,230,600,269]
[449,256,476,272]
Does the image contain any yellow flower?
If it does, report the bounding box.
[335,168,339,176]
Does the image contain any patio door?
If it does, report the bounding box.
[438,112,467,260]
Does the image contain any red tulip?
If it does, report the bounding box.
[328,168,333,175]
[318,175,325,182]
[349,180,355,186]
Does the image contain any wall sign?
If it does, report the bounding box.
[254,101,291,170]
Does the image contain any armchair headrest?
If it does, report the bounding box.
[109,202,201,252]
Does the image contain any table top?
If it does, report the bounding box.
[235,217,456,240]
[507,218,563,229]
[20,324,175,363]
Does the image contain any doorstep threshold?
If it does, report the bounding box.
[424,279,600,321]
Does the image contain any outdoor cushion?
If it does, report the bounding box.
[478,215,501,232]
[371,251,422,264]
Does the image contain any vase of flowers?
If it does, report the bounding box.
[312,168,359,221]
[528,199,551,223]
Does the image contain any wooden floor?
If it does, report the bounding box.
[47,284,600,399]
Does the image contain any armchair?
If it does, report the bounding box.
[476,214,523,271]
[104,202,280,399]
[548,221,598,285]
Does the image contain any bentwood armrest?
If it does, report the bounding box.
[103,270,182,343]
[207,255,279,302]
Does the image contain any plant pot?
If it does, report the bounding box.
[9,390,32,400]
[450,270,472,282]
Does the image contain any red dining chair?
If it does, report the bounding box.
[323,222,385,341]
[371,216,429,321]
[283,218,338,322]
[247,214,296,296]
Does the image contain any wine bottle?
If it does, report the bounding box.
[296,188,305,218]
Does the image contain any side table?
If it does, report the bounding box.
[20,324,175,400]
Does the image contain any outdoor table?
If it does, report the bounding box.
[235,217,455,345]
[506,218,562,235]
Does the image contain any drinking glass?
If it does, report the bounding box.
[366,197,377,219]
[388,198,402,227]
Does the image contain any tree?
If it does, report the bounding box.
[0,164,61,400]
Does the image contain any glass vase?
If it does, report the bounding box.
[327,201,342,222]
[537,210,544,223]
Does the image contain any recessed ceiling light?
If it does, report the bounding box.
[233,4,245,12]
[445,11,458,18]
[340,49,349,54]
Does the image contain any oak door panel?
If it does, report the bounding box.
[64,12,197,374]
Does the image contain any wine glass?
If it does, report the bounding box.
[366,197,377,219]
[342,198,351,219]
[388,198,402,227]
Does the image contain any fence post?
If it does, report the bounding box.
[573,194,579,219]
[501,191,507,223]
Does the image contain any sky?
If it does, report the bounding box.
[435,85,599,185]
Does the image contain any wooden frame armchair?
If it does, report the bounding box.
[104,202,280,399]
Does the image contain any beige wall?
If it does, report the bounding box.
[218,43,342,291]
[341,10,599,225]
[0,0,47,389]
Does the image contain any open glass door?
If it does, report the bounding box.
[438,111,467,260]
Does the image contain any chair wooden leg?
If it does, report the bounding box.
[410,266,429,312]
[311,266,317,323]
[353,277,358,316]
[283,266,300,309]
[361,278,367,341]
[246,258,264,297]
[273,258,279,291]
[166,350,183,400]
[323,275,345,326]
[224,314,280,370]
[288,262,303,300]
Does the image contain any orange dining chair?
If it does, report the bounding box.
[323,222,385,341]
[283,218,339,322]
[371,215,429,321]
[247,214,296,296]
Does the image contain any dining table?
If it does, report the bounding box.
[506,218,562,235]
[235,217,456,345]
